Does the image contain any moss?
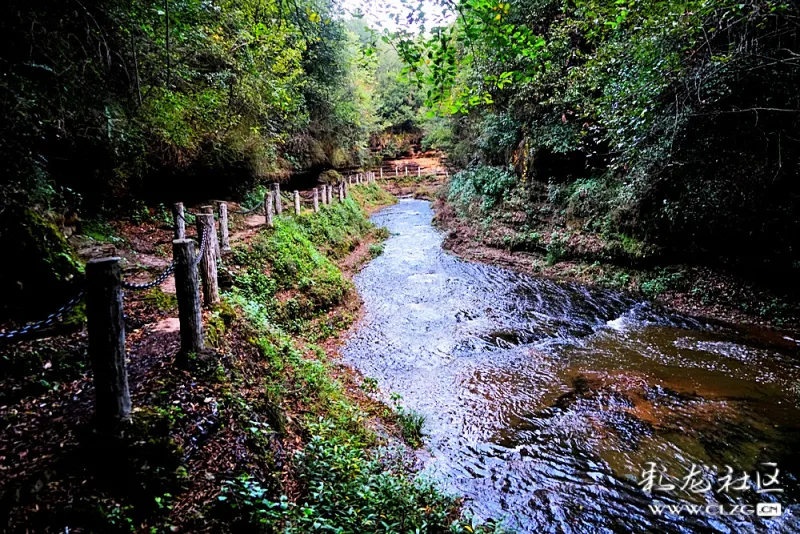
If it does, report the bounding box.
[318,169,342,184]
[142,287,178,312]
[0,207,84,320]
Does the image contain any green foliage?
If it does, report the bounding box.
[368,243,386,258]
[392,0,800,279]
[219,419,469,533]
[1,0,394,216]
[448,166,518,216]
[391,393,426,448]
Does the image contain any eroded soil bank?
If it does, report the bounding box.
[343,198,800,533]
[433,196,800,334]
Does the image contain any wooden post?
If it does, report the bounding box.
[405,165,408,177]
[265,190,274,227]
[418,166,421,178]
[395,167,399,177]
[273,183,282,215]
[218,202,231,253]
[380,167,383,180]
[173,239,204,355]
[202,206,220,260]
[86,257,131,428]
[337,181,343,202]
[173,202,185,240]
[294,190,301,215]
[344,180,349,198]
[327,184,333,205]
[196,214,219,307]
[313,188,319,212]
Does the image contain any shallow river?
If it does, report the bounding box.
[342,199,800,533]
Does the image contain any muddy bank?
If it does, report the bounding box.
[432,196,800,334]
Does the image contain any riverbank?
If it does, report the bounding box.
[430,190,800,335]
[0,185,494,532]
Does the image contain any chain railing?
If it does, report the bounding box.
[194,226,208,266]
[122,262,176,291]
[0,289,85,340]
[231,196,265,215]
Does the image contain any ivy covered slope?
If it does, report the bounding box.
[397,0,800,325]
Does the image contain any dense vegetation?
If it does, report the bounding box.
[0,1,426,320]
[395,0,800,295]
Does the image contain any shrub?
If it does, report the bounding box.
[448,165,518,216]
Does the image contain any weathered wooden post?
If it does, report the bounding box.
[294,190,301,215]
[202,206,220,260]
[327,183,333,205]
[218,202,231,253]
[265,190,274,227]
[313,188,319,213]
[395,167,399,177]
[344,179,349,198]
[196,214,219,307]
[418,166,421,178]
[173,239,204,355]
[405,165,408,177]
[338,181,344,202]
[173,202,186,240]
[273,183,282,215]
[380,167,383,180]
[86,257,131,428]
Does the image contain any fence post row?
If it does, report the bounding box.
[196,213,220,307]
[173,202,186,240]
[173,239,204,355]
[86,257,131,429]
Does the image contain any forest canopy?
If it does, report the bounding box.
[0,0,419,215]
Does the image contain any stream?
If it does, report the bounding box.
[341,199,800,533]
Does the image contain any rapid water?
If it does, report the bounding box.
[342,199,800,533]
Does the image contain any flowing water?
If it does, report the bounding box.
[342,199,800,533]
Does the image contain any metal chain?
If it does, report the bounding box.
[231,197,265,215]
[193,227,209,267]
[122,261,176,291]
[177,211,197,225]
[0,289,85,340]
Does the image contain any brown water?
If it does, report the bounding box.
[342,200,800,533]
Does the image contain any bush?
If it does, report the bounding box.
[218,419,464,532]
[447,165,518,216]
